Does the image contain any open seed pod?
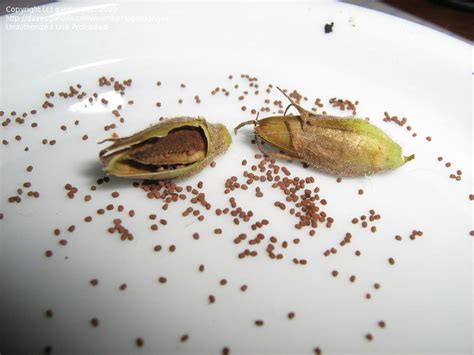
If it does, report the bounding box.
[235,88,414,177]
[99,117,231,180]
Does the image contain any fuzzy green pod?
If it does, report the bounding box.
[99,117,231,180]
[235,89,414,177]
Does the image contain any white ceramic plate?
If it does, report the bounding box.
[0,2,472,354]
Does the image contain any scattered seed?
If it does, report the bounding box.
[158,276,167,284]
[135,337,144,347]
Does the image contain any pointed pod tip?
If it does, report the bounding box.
[404,154,415,163]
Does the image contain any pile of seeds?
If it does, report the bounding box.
[0,71,470,355]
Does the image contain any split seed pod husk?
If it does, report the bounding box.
[235,88,414,177]
[99,117,231,180]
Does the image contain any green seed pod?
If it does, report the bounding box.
[99,117,231,180]
[235,89,414,177]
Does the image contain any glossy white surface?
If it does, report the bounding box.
[0,2,472,354]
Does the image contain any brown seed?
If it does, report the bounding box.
[192,232,200,240]
[26,165,33,172]
[45,250,53,257]
[355,250,361,256]
[388,257,395,265]
[358,189,364,195]
[169,245,176,252]
[287,312,295,319]
[82,134,88,141]
[45,309,54,318]
[220,279,227,286]
[378,320,386,328]
[180,334,189,342]
[214,228,222,234]
[158,276,167,284]
[90,279,99,286]
[331,270,338,277]
[111,191,119,198]
[374,283,381,289]
[119,283,127,291]
[255,320,264,326]
[314,347,322,355]
[365,333,373,341]
[135,337,144,347]
[90,318,99,327]
[349,275,356,283]
[222,347,230,355]
[198,264,205,272]
[208,295,216,304]
[240,284,248,292]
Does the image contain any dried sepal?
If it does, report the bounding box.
[99,117,231,180]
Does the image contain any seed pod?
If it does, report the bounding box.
[99,117,231,180]
[235,89,414,176]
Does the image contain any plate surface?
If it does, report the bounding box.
[0,2,472,355]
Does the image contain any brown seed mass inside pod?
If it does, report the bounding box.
[127,127,207,165]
